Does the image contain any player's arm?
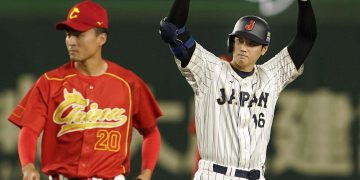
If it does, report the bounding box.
[132,76,162,180]
[288,0,317,70]
[19,127,41,180]
[8,76,48,180]
[159,0,195,67]
[136,126,161,180]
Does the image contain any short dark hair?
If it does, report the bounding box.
[94,28,108,36]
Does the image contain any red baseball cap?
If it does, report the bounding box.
[56,0,108,32]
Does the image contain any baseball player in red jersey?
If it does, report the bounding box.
[160,0,316,179]
[8,1,162,180]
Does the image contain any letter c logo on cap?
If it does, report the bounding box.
[69,7,80,20]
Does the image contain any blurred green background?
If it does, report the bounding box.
[0,0,359,179]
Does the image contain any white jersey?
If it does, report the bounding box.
[176,43,303,171]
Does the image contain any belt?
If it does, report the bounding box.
[213,164,260,180]
[50,174,115,180]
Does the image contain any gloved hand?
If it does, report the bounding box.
[159,18,182,46]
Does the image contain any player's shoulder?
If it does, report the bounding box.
[42,62,76,80]
[106,60,145,83]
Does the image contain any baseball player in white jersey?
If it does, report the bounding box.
[159,0,316,179]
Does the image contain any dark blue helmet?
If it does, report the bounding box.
[228,16,270,52]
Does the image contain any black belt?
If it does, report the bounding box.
[213,164,260,180]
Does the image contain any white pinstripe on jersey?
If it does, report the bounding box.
[175,43,303,176]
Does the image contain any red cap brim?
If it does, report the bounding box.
[55,21,94,32]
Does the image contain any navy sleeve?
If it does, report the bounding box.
[288,0,317,70]
[167,0,195,66]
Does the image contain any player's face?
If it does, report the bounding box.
[65,28,107,62]
[231,37,268,72]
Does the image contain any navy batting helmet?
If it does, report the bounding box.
[227,16,270,52]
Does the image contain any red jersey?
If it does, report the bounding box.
[8,60,162,178]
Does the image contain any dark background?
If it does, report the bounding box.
[0,0,359,179]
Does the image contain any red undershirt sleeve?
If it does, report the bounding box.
[18,127,39,167]
[141,126,161,172]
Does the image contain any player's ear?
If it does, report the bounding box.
[98,33,107,46]
[261,45,268,55]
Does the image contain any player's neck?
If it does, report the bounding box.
[75,56,108,76]
[230,61,255,73]
[230,64,254,78]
